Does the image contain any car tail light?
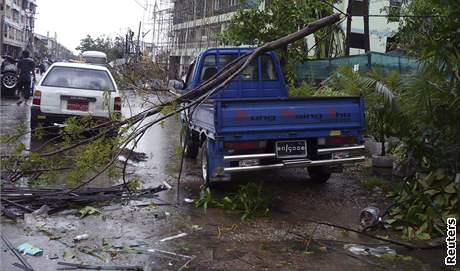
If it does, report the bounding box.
[32,90,41,106]
[224,141,267,150]
[114,97,121,111]
[320,136,357,145]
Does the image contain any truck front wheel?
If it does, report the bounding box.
[180,128,199,159]
[308,166,331,183]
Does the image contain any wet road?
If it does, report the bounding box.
[0,94,445,271]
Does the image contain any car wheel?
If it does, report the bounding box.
[1,72,17,96]
[308,166,331,183]
[180,127,199,159]
[201,139,210,184]
[2,72,17,89]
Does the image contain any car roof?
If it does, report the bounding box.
[82,51,107,58]
[49,62,110,71]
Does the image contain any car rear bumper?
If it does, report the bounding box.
[222,145,366,173]
[31,106,111,126]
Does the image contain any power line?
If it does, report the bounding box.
[367,14,448,18]
[306,17,347,55]
[320,0,347,17]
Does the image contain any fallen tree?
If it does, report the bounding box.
[0,13,343,191]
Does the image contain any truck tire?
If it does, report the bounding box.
[180,128,199,159]
[308,166,331,183]
[201,139,210,184]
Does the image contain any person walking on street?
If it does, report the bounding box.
[16,50,36,106]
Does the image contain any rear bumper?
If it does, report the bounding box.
[222,145,366,173]
[31,106,111,126]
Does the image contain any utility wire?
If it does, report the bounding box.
[305,17,347,55]
[320,0,347,17]
[321,0,447,19]
[367,14,448,18]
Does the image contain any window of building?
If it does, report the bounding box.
[228,0,237,6]
[388,0,402,22]
[213,0,220,10]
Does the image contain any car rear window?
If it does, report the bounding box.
[42,66,115,91]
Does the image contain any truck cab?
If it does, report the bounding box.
[181,48,366,183]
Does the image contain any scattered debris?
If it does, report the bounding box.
[344,244,396,258]
[360,206,382,230]
[32,205,50,216]
[191,225,202,231]
[184,198,194,203]
[162,181,172,190]
[146,248,195,271]
[73,233,89,242]
[63,251,75,259]
[159,232,187,242]
[56,261,143,270]
[217,224,238,238]
[78,206,101,219]
[0,184,168,219]
[48,254,59,260]
[1,233,36,271]
[17,243,43,256]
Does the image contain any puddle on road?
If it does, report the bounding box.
[122,94,182,185]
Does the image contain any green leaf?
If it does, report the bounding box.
[79,206,102,219]
[444,183,457,194]
[416,232,431,240]
[63,251,75,259]
[424,189,439,196]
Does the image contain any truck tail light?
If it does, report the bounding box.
[224,141,267,150]
[319,136,357,145]
[114,97,121,111]
[32,90,41,106]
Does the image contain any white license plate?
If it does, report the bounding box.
[276,140,307,158]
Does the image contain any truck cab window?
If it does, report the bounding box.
[219,54,238,69]
[261,55,278,80]
[185,61,195,86]
[200,55,218,81]
[240,59,258,81]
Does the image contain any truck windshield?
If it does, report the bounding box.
[42,66,115,91]
[199,54,278,82]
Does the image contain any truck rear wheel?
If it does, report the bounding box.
[308,166,331,183]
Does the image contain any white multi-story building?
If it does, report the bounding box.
[168,0,403,77]
[1,0,37,57]
[169,0,261,77]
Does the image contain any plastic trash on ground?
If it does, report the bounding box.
[73,233,89,242]
[360,206,382,229]
[159,233,187,242]
[344,244,396,258]
[184,198,194,203]
[17,243,43,256]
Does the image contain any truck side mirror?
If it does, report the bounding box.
[168,79,185,91]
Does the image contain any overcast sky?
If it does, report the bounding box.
[35,0,149,54]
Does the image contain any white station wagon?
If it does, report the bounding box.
[30,62,121,130]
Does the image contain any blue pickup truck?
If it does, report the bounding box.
[179,48,366,183]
